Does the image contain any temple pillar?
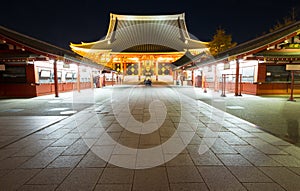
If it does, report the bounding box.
[53,59,59,97]
[90,69,94,89]
[156,60,158,81]
[123,63,126,75]
[121,62,123,74]
[235,59,240,96]
[138,61,141,81]
[77,64,81,92]
[214,64,218,91]
[192,69,194,86]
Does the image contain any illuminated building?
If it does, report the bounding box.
[70,13,209,84]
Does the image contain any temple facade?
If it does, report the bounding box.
[70,13,209,84]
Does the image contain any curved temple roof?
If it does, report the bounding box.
[70,13,208,55]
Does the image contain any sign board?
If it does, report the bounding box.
[286,64,300,71]
[224,63,230,70]
[0,64,5,71]
[63,63,70,68]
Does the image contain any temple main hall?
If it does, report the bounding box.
[70,13,209,84]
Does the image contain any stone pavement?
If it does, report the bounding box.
[197,90,300,147]
[0,85,300,191]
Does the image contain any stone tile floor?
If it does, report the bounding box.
[0,85,299,190]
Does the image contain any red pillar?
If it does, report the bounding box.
[288,71,295,101]
[53,60,59,97]
[191,70,195,86]
[235,59,240,96]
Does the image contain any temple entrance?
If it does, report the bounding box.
[142,60,154,77]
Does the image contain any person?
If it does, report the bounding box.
[146,78,152,86]
[144,78,152,86]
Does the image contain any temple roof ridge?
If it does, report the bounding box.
[109,12,185,21]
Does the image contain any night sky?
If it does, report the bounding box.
[1,0,300,49]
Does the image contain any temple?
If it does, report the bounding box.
[1,14,299,98]
[70,13,209,83]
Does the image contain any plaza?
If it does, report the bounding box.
[0,85,300,190]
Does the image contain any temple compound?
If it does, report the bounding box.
[70,13,209,84]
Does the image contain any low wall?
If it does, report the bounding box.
[0,83,37,98]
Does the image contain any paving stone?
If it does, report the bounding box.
[109,154,137,169]
[280,145,300,160]
[165,154,194,166]
[27,168,72,185]
[139,132,161,145]
[259,166,300,191]
[237,123,263,133]
[0,169,11,179]
[98,167,134,184]
[51,138,78,147]
[187,146,223,166]
[243,137,288,154]
[133,167,169,191]
[227,127,255,137]
[198,166,246,191]
[0,148,20,161]
[233,145,281,166]
[77,151,107,168]
[16,184,57,191]
[0,169,40,190]
[45,128,72,139]
[269,154,300,167]
[217,154,252,166]
[56,168,103,191]
[20,147,67,168]
[228,166,273,182]
[0,156,30,169]
[61,139,90,155]
[167,166,203,183]
[209,138,238,154]
[288,167,300,175]
[61,133,81,139]
[243,183,285,191]
[47,155,83,168]
[94,184,132,191]
[252,132,292,146]
[170,183,209,191]
[12,139,56,157]
[218,132,248,145]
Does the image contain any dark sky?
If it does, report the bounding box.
[1,0,300,49]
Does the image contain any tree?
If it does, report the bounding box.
[208,28,237,56]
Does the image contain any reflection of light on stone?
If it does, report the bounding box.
[60,110,77,115]
[48,100,61,103]
[49,108,69,111]
[226,106,244,110]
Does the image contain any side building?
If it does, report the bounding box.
[0,26,108,98]
[179,20,300,96]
